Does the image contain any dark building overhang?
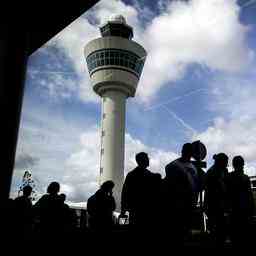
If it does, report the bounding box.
[0,0,100,200]
[1,0,100,55]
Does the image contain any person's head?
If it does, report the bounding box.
[47,182,60,196]
[135,152,149,168]
[213,153,229,169]
[181,143,193,161]
[59,193,66,203]
[23,185,32,198]
[232,155,244,173]
[101,180,115,194]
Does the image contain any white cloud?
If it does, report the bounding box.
[138,0,253,101]
[38,0,253,103]
[38,73,78,100]
[45,0,141,103]
[194,74,256,176]
[45,17,99,103]
[65,127,178,202]
[13,105,178,203]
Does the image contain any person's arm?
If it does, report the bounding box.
[120,175,129,216]
[111,196,116,212]
[246,177,255,217]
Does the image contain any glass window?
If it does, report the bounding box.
[87,50,141,75]
[129,62,135,69]
[131,56,136,63]
[114,58,119,65]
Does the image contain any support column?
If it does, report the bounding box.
[100,89,127,210]
[0,24,28,200]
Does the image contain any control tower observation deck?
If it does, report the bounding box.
[84,15,147,209]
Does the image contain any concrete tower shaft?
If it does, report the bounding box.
[84,16,147,209]
[100,90,126,207]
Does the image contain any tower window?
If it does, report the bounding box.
[114,58,119,65]
[103,113,106,119]
[101,148,104,155]
[102,130,105,136]
[100,167,103,174]
[86,49,145,77]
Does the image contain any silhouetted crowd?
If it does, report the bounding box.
[1,143,255,247]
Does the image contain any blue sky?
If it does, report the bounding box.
[12,0,256,204]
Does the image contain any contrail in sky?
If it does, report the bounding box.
[145,88,208,111]
[28,70,76,74]
[161,105,197,137]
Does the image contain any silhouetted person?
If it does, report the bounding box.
[121,152,162,232]
[14,185,33,239]
[226,156,254,248]
[204,153,229,247]
[1,198,16,241]
[58,193,78,235]
[34,181,63,239]
[87,180,116,231]
[163,143,200,245]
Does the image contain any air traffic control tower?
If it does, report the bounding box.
[84,15,147,209]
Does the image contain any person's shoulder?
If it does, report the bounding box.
[14,196,22,201]
[126,168,139,178]
[153,172,162,178]
[243,173,250,179]
[242,173,250,183]
[88,192,97,201]
[37,194,50,203]
[147,170,161,178]
[206,166,215,176]
[40,194,49,199]
[165,159,179,169]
